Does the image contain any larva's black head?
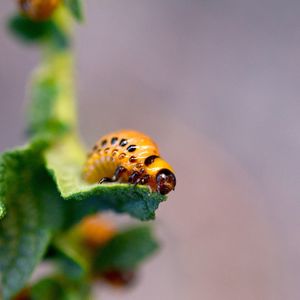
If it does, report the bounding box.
[156,169,176,195]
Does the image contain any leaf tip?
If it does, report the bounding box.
[63,0,84,22]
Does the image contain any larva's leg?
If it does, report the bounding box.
[128,171,140,184]
[99,177,113,184]
[112,166,127,181]
[99,166,127,184]
[139,174,150,185]
[133,174,150,186]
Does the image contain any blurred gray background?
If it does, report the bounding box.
[1,0,300,299]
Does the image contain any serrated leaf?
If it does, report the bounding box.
[0,146,64,300]
[64,0,84,22]
[94,226,159,273]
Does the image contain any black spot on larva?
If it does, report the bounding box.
[101,139,107,147]
[119,153,126,160]
[104,147,110,153]
[127,145,137,152]
[129,156,137,163]
[119,139,128,147]
[144,155,160,166]
[112,149,118,156]
[93,144,98,151]
[111,137,118,145]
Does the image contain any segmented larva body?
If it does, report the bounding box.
[18,0,60,21]
[83,130,176,195]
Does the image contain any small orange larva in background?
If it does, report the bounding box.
[83,130,176,195]
[18,0,60,21]
[79,215,116,247]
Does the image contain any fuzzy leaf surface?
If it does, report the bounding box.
[0,146,64,300]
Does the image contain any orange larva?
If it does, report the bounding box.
[18,0,60,21]
[83,130,176,195]
[79,215,116,247]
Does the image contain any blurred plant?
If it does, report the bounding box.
[0,1,168,299]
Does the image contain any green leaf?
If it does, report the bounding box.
[94,226,159,273]
[49,22,70,50]
[31,278,65,300]
[53,226,92,280]
[64,0,84,22]
[56,255,86,281]
[0,146,64,300]
[27,53,74,140]
[31,276,91,300]
[8,15,69,49]
[8,15,51,42]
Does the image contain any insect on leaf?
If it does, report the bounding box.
[45,136,167,224]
